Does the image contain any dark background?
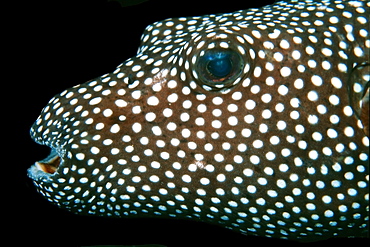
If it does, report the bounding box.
[9,0,368,246]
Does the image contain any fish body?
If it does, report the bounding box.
[28,0,369,242]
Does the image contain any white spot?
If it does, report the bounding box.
[322,61,331,70]
[90,147,100,154]
[306,192,315,200]
[312,132,323,141]
[289,110,299,122]
[311,75,323,86]
[180,112,190,122]
[321,48,333,56]
[216,188,225,196]
[256,198,266,206]
[245,99,256,110]
[354,47,364,57]
[316,180,325,189]
[241,128,251,138]
[348,188,357,196]
[228,116,238,126]
[328,94,340,106]
[263,41,274,49]
[247,185,257,193]
[327,128,338,139]
[167,93,178,103]
[253,140,263,149]
[280,39,290,49]
[264,167,274,176]
[131,90,141,99]
[110,124,120,133]
[243,168,253,177]
[132,122,142,133]
[292,50,301,60]
[181,128,191,138]
[338,63,347,72]
[277,179,286,189]
[149,175,160,183]
[273,52,284,62]
[344,172,354,180]
[103,109,113,117]
[76,153,85,160]
[89,97,102,106]
[265,62,274,71]
[344,126,354,137]
[250,155,260,165]
[294,78,304,89]
[279,164,289,172]
[214,154,224,162]
[147,96,159,106]
[152,126,162,136]
[132,105,141,114]
[212,96,223,105]
[317,104,327,114]
[250,85,260,94]
[167,122,177,131]
[182,174,191,183]
[200,177,210,185]
[306,46,315,55]
[145,112,156,122]
[267,190,278,197]
[266,76,275,86]
[307,91,319,101]
[115,99,127,107]
[212,120,222,129]
[276,121,286,130]
[268,29,280,39]
[278,85,289,95]
[253,67,262,77]
[172,195,184,203]
[343,106,353,116]
[280,67,291,77]
[295,124,305,134]
[329,16,339,24]
[309,150,319,160]
[266,152,275,161]
[216,174,226,182]
[306,203,316,210]
[251,30,261,38]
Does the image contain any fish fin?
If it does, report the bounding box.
[348,62,370,137]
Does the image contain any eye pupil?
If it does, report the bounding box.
[207,55,232,78]
[195,48,245,91]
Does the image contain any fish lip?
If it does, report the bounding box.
[28,148,64,182]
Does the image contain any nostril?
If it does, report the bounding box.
[128,74,134,84]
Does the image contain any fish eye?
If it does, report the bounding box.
[195,48,244,91]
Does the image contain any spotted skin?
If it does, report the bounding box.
[28,0,369,242]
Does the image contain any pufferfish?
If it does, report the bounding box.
[28,0,369,242]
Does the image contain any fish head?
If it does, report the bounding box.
[28,0,369,241]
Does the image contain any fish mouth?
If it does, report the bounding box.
[28,148,63,181]
[36,150,61,174]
